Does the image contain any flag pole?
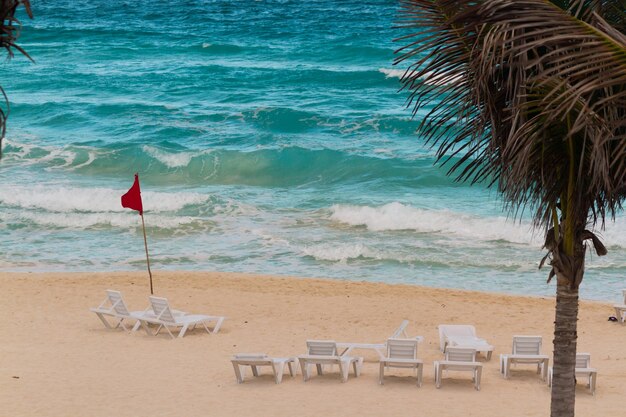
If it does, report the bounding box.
[140,213,153,295]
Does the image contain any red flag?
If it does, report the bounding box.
[121,173,143,215]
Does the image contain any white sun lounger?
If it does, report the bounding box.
[90,290,154,331]
[137,296,225,338]
[613,289,626,323]
[231,353,297,384]
[434,347,483,390]
[337,320,424,359]
[298,340,363,382]
[548,353,597,395]
[379,338,424,386]
[438,324,494,360]
[500,335,549,380]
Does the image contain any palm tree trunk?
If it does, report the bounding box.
[550,278,579,417]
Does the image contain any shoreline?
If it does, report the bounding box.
[1,270,623,416]
[0,268,615,304]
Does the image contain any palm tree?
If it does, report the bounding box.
[0,0,32,159]
[394,1,626,416]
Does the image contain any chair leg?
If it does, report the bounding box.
[486,351,492,361]
[177,324,189,338]
[541,359,548,381]
[162,325,175,339]
[438,364,443,388]
[139,320,154,336]
[590,372,597,395]
[273,362,285,384]
[339,361,349,383]
[475,366,482,391]
[286,360,296,377]
[117,318,131,331]
[251,365,259,377]
[353,358,362,377]
[316,364,323,375]
[201,321,211,335]
[212,317,225,334]
[232,363,244,383]
[547,367,553,387]
[434,362,441,388]
[417,363,423,387]
[299,359,309,381]
[379,362,385,385]
[95,313,114,329]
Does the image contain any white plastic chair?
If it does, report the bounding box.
[548,353,597,395]
[231,353,297,384]
[500,336,549,380]
[434,347,483,390]
[337,320,424,359]
[379,338,423,386]
[297,340,363,382]
[137,296,225,338]
[438,324,494,360]
[90,290,148,331]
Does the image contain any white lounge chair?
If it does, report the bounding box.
[337,320,424,359]
[434,347,483,390]
[438,324,494,360]
[231,353,297,384]
[500,335,549,380]
[90,290,151,331]
[548,353,597,395]
[137,296,225,338]
[613,289,626,323]
[379,338,423,386]
[298,340,363,383]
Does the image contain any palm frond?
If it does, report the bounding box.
[395,0,626,234]
[0,0,33,159]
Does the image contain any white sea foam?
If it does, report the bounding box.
[142,145,197,168]
[300,242,434,264]
[3,211,201,230]
[379,68,406,79]
[0,185,209,213]
[212,198,260,216]
[2,138,38,160]
[39,148,78,168]
[202,42,212,48]
[3,138,77,167]
[379,68,462,86]
[2,138,98,170]
[330,202,540,245]
[301,243,378,262]
[248,228,290,246]
[72,151,96,169]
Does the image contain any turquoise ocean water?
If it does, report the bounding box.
[1,0,624,301]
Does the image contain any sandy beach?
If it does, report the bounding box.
[0,271,624,417]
